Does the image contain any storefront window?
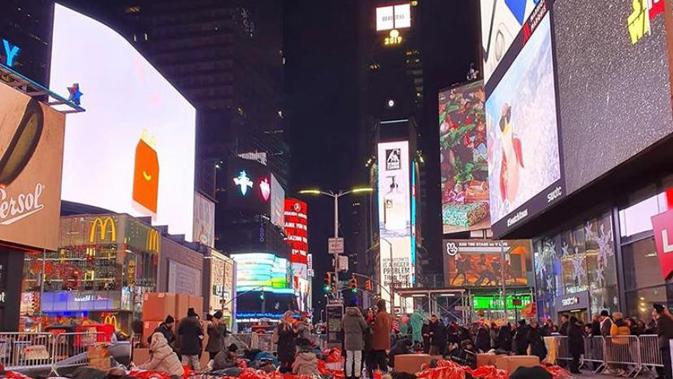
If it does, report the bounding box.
[585,214,618,315]
[623,237,664,291]
[619,192,668,238]
[625,285,673,322]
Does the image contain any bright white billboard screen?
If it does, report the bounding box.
[377,141,414,302]
[50,4,196,240]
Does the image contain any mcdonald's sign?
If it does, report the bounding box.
[89,217,117,243]
[146,229,160,253]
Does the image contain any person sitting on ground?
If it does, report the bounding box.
[150,315,176,348]
[388,337,413,368]
[138,332,184,377]
[292,343,320,376]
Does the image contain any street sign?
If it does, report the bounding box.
[328,237,344,254]
[338,255,349,272]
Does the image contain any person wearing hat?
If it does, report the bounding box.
[150,315,176,348]
[513,319,529,355]
[178,308,204,371]
[206,310,228,361]
[139,332,185,377]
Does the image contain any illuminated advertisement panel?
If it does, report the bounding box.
[484,2,564,237]
[225,158,271,215]
[480,0,540,85]
[231,253,293,294]
[376,3,411,31]
[270,174,285,229]
[377,141,413,301]
[193,192,215,247]
[0,83,65,251]
[284,198,308,264]
[50,4,196,240]
[442,239,532,287]
[439,81,490,233]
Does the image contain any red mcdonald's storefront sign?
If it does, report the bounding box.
[651,208,673,279]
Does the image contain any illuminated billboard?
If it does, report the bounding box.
[231,253,293,294]
[284,198,308,264]
[50,4,196,240]
[270,174,285,229]
[376,3,411,31]
[439,81,489,233]
[377,141,414,300]
[480,0,539,85]
[0,82,65,251]
[225,157,271,215]
[442,239,532,287]
[193,192,215,247]
[484,5,564,236]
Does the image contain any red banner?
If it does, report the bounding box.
[652,209,673,279]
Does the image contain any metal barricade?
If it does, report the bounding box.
[603,335,642,377]
[51,331,102,371]
[555,336,571,363]
[0,332,53,371]
[583,336,606,373]
[639,334,663,369]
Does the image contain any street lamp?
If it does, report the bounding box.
[299,186,373,299]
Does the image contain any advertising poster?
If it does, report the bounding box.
[480,0,540,84]
[439,81,490,233]
[168,260,202,297]
[484,7,564,236]
[443,239,532,287]
[231,253,293,293]
[285,198,308,264]
[0,82,65,251]
[225,157,271,215]
[377,141,414,296]
[270,174,285,229]
[51,4,196,240]
[193,192,215,247]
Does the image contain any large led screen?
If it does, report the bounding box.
[554,0,673,194]
[485,9,564,236]
[442,239,532,287]
[50,4,196,240]
[377,141,414,301]
[439,81,490,234]
[480,0,540,85]
[231,253,293,294]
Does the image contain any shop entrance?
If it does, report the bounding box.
[561,308,588,324]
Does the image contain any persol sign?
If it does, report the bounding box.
[0,183,45,225]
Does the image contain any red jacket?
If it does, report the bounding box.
[372,310,391,351]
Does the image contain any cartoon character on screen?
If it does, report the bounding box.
[132,130,159,213]
[498,103,524,203]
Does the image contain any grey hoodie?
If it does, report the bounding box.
[342,307,368,351]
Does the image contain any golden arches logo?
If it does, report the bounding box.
[146,229,160,253]
[89,217,117,243]
[103,314,118,329]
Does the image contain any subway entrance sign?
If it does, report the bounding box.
[472,295,532,310]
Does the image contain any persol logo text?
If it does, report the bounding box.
[0,183,45,225]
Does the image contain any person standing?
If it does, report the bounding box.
[514,319,529,355]
[421,319,431,353]
[655,305,673,379]
[364,308,376,379]
[178,308,204,371]
[275,311,298,373]
[475,323,491,353]
[428,315,447,355]
[372,299,391,372]
[558,314,569,336]
[206,311,227,361]
[496,322,513,352]
[150,315,176,347]
[567,316,584,374]
[528,321,547,361]
[342,301,368,379]
[599,310,613,337]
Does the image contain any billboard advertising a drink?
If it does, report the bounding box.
[443,239,532,287]
[193,192,215,247]
[0,82,65,251]
[377,141,414,300]
[50,4,196,240]
[439,81,489,233]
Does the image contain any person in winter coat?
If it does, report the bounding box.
[558,314,569,336]
[428,315,447,355]
[178,308,204,371]
[292,344,320,376]
[475,323,491,353]
[150,315,176,347]
[513,320,529,355]
[205,310,227,360]
[388,338,412,368]
[275,311,298,373]
[421,320,431,353]
[590,314,601,336]
[364,308,376,379]
[342,302,368,379]
[654,304,673,379]
[527,321,547,361]
[496,323,513,352]
[139,332,185,377]
[567,316,585,374]
[371,299,391,372]
[599,310,613,337]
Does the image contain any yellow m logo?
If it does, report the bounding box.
[146,229,160,253]
[89,217,117,243]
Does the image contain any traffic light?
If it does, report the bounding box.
[323,273,332,293]
[365,279,373,292]
[349,274,358,293]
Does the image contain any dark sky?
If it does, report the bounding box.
[284,0,480,311]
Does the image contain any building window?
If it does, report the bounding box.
[619,193,666,238]
[623,236,663,291]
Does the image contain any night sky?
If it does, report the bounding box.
[285,0,480,311]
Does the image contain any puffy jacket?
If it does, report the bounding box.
[206,322,227,353]
[177,316,204,356]
[140,333,184,376]
[610,319,631,345]
[568,323,585,355]
[658,314,673,348]
[292,352,319,376]
[342,307,368,351]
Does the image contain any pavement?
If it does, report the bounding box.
[569,368,659,378]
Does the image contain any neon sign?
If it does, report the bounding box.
[233,171,253,195]
[2,39,20,67]
[384,29,403,46]
[259,178,270,201]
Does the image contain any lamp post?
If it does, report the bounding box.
[299,187,373,300]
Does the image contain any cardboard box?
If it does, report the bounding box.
[394,354,433,374]
[132,348,151,366]
[143,320,162,345]
[175,293,190,319]
[477,353,499,368]
[143,292,176,321]
[188,295,203,315]
[494,355,540,373]
[87,343,109,360]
